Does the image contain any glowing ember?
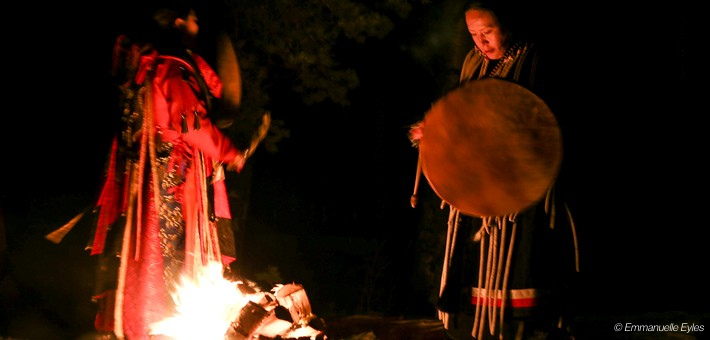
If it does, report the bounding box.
[149,261,327,340]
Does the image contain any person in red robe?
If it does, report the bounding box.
[88,4,248,339]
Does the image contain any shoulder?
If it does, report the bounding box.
[151,55,195,80]
[460,48,485,82]
[520,40,549,68]
[462,48,484,65]
[155,55,193,69]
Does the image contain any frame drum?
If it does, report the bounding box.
[419,78,562,217]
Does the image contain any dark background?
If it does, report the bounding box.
[2,1,706,339]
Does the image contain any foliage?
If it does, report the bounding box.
[252,265,284,288]
[219,0,428,153]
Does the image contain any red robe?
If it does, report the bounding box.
[90,39,243,339]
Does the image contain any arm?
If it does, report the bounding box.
[152,57,246,171]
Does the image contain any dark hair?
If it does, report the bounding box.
[149,1,200,55]
[112,1,195,49]
[464,0,533,42]
[152,1,195,30]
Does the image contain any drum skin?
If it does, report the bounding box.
[419,78,562,217]
[217,32,242,109]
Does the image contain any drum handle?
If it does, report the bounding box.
[410,148,423,208]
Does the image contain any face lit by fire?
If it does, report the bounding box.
[176,9,200,37]
[465,8,508,60]
[173,9,200,49]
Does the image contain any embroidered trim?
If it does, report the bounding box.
[477,41,528,80]
[471,287,540,308]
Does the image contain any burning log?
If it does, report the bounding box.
[225,283,327,340]
[226,300,273,339]
[274,284,313,327]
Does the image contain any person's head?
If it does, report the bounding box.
[152,3,200,50]
[154,7,199,37]
[464,1,518,60]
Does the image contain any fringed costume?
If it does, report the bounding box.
[88,35,245,340]
[433,41,580,339]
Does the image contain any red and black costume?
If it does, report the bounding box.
[88,35,244,339]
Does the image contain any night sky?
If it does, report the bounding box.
[2,1,705,339]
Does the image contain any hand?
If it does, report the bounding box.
[408,121,424,147]
[226,153,246,173]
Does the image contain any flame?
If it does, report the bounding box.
[149,261,260,339]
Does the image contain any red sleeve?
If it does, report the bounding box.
[151,57,243,163]
[181,118,242,163]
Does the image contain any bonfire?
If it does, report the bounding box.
[149,262,327,340]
